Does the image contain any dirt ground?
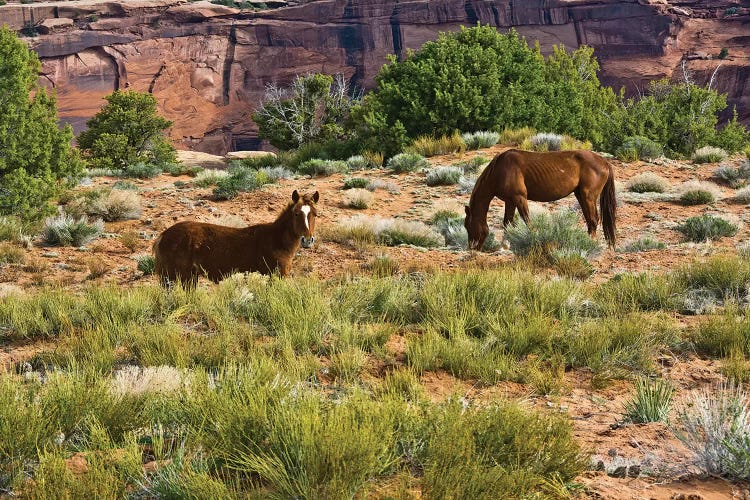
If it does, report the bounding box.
[2,146,750,498]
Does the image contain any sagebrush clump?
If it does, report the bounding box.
[676,214,738,242]
[387,153,429,173]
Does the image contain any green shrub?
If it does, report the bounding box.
[623,377,674,423]
[595,273,678,313]
[692,309,750,357]
[120,162,162,179]
[297,159,348,177]
[137,255,155,275]
[425,167,462,186]
[505,209,599,262]
[452,155,487,174]
[77,90,176,171]
[236,153,282,170]
[0,27,85,221]
[676,214,738,242]
[461,131,499,150]
[693,146,728,164]
[712,111,750,153]
[625,172,669,193]
[42,215,104,247]
[422,400,586,499]
[386,153,428,173]
[162,163,203,177]
[680,189,716,206]
[409,132,466,157]
[615,136,663,161]
[194,169,230,188]
[620,237,666,253]
[213,167,272,199]
[343,177,370,190]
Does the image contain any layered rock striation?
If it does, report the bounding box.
[3,0,749,153]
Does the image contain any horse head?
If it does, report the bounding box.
[464,205,489,251]
[290,190,319,248]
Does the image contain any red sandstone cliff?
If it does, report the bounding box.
[2,0,749,154]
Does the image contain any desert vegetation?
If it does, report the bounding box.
[2,21,750,499]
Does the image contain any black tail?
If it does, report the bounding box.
[600,164,617,248]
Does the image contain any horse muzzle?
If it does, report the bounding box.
[301,235,315,248]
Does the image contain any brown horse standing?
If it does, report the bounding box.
[153,190,319,287]
[464,149,616,250]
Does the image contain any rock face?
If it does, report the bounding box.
[5,0,750,153]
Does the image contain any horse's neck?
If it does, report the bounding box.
[469,174,496,222]
[270,207,301,252]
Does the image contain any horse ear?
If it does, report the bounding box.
[292,190,300,203]
[312,191,319,203]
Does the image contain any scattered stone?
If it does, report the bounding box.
[42,252,59,258]
[607,448,619,457]
[595,460,605,471]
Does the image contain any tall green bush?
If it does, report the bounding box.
[77,90,176,171]
[0,27,84,220]
[356,25,617,152]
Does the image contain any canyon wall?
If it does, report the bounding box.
[2,0,749,153]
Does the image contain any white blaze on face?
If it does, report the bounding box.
[301,205,311,230]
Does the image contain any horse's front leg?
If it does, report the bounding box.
[512,196,531,226]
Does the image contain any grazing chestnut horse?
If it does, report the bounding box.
[464,149,616,250]
[153,190,319,287]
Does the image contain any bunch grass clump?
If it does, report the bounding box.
[713,164,750,188]
[625,173,670,193]
[432,213,500,251]
[213,167,272,200]
[425,167,462,186]
[297,159,348,177]
[409,132,466,157]
[361,151,384,169]
[386,153,429,173]
[461,131,499,150]
[343,189,374,210]
[693,146,728,164]
[452,155,487,175]
[258,166,293,182]
[120,162,162,179]
[498,127,536,146]
[42,214,104,247]
[676,180,721,206]
[0,216,31,244]
[551,250,594,280]
[0,242,25,265]
[676,384,750,480]
[620,236,666,253]
[194,169,230,188]
[505,209,599,263]
[526,132,563,152]
[733,186,750,204]
[676,214,738,242]
[88,189,142,222]
[342,177,370,190]
[326,216,442,248]
[623,377,675,423]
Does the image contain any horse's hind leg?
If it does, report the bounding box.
[503,201,517,228]
[575,190,599,239]
[512,196,531,226]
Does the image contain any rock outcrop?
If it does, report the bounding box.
[3,0,749,153]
